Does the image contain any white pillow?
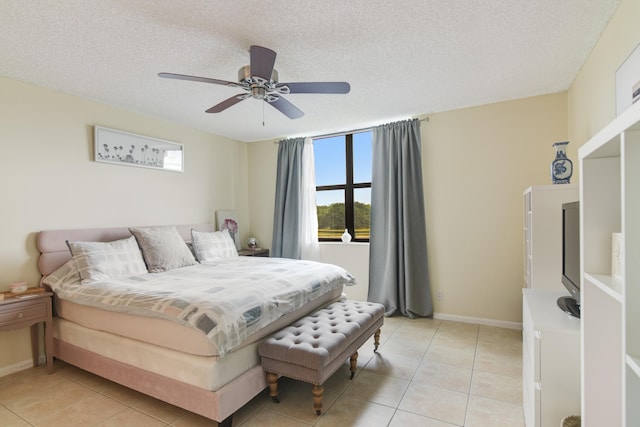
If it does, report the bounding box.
[191,229,239,262]
[130,226,197,272]
[66,236,147,283]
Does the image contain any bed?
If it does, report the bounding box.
[36,223,353,426]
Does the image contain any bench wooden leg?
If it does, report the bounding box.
[266,372,280,403]
[349,351,358,379]
[312,384,324,415]
[373,328,381,352]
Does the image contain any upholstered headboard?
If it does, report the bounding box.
[36,223,215,276]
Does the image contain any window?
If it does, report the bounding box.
[314,131,372,241]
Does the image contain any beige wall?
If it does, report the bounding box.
[246,138,278,250]
[247,93,568,325]
[424,93,568,323]
[0,77,249,373]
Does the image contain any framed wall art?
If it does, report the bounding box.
[94,126,184,172]
[216,210,241,250]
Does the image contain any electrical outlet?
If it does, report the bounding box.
[436,290,443,301]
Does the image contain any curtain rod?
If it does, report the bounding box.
[274,116,429,143]
[309,116,429,140]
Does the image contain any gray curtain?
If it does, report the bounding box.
[368,119,433,317]
[272,137,305,259]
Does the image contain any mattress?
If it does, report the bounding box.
[54,287,344,356]
[54,318,247,391]
[54,289,345,391]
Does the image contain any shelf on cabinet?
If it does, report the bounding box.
[626,355,640,379]
[584,273,623,301]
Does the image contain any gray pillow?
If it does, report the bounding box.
[130,226,197,272]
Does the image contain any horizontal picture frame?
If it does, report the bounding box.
[94,126,184,172]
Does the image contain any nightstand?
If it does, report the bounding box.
[0,291,53,373]
[238,248,270,257]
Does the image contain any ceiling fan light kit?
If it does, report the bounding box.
[159,45,350,119]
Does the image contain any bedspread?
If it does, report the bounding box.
[43,257,355,355]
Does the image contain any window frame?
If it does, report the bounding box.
[315,132,371,242]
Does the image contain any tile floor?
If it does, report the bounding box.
[0,317,524,426]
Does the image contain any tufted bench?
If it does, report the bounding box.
[258,300,384,415]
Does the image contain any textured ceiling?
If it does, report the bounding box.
[0,0,621,142]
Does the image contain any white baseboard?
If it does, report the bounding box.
[0,359,34,378]
[0,355,46,378]
[433,312,522,330]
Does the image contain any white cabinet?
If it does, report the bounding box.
[579,100,640,426]
[523,185,578,290]
[523,289,581,427]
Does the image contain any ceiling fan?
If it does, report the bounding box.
[158,45,350,119]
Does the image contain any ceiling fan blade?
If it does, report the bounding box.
[250,45,277,81]
[267,96,304,119]
[277,82,351,94]
[158,72,238,87]
[205,94,249,113]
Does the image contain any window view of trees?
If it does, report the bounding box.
[317,201,371,239]
[314,131,371,241]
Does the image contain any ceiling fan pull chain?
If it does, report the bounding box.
[262,99,265,126]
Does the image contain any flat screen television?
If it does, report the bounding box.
[557,201,581,318]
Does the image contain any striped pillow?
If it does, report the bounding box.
[67,236,147,284]
[191,229,239,262]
